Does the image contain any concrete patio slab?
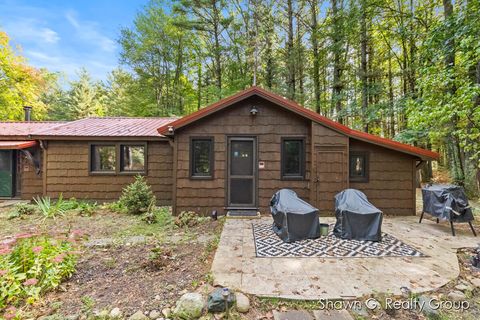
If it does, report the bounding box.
[273,310,314,320]
[312,309,354,320]
[211,216,477,300]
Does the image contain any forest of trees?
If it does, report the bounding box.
[1,0,479,195]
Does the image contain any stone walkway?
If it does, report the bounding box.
[212,216,477,300]
[0,199,28,208]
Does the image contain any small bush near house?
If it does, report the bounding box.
[0,233,78,312]
[142,199,158,224]
[76,201,98,217]
[143,245,173,270]
[103,201,125,213]
[119,175,156,215]
[58,198,98,217]
[61,198,81,211]
[8,203,37,220]
[175,211,207,228]
[34,194,69,220]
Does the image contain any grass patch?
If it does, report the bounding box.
[256,297,326,311]
[113,206,174,238]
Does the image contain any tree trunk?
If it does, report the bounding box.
[296,6,304,104]
[309,0,321,113]
[263,5,274,89]
[443,0,465,184]
[286,0,296,99]
[331,0,344,123]
[388,53,395,138]
[360,0,368,132]
[197,56,202,111]
[212,1,222,97]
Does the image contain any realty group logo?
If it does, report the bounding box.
[317,297,470,312]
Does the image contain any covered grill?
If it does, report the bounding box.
[333,189,383,241]
[420,184,477,236]
[270,189,320,243]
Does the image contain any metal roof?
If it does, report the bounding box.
[157,86,439,160]
[0,121,65,138]
[32,117,177,139]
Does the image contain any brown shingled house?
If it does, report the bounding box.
[0,87,438,216]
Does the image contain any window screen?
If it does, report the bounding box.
[281,138,305,179]
[191,138,213,177]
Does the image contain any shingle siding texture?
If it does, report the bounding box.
[174,96,311,215]
[349,139,416,216]
[44,141,173,204]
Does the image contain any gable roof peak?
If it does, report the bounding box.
[156,86,438,160]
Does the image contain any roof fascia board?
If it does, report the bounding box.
[30,135,169,141]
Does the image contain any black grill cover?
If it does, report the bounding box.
[422,184,474,222]
[270,189,320,243]
[333,189,383,241]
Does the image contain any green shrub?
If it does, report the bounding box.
[0,233,78,310]
[103,201,126,214]
[62,197,80,211]
[174,211,206,228]
[119,176,156,215]
[155,207,174,226]
[8,203,37,220]
[76,201,97,217]
[33,194,69,220]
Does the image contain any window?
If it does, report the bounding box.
[91,145,116,172]
[190,138,214,178]
[281,138,305,179]
[90,143,147,174]
[349,152,369,182]
[121,145,145,172]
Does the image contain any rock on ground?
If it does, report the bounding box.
[447,291,467,301]
[470,278,480,288]
[129,310,149,320]
[351,304,369,317]
[110,307,122,318]
[149,310,161,319]
[455,284,473,292]
[174,292,205,319]
[418,295,438,318]
[235,292,250,313]
[162,308,171,318]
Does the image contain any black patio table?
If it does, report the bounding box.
[419,184,477,236]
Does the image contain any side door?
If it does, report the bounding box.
[314,149,347,214]
[0,150,14,197]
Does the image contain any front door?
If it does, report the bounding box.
[227,137,256,208]
[0,150,15,197]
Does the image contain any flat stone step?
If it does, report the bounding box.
[313,309,354,320]
[226,210,261,219]
[273,310,314,320]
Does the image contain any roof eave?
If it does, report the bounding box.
[30,135,169,141]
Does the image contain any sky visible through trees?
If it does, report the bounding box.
[0,0,479,194]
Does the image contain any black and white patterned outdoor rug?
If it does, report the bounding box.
[252,223,426,258]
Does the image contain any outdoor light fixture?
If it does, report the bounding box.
[250,106,258,116]
[167,126,174,134]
